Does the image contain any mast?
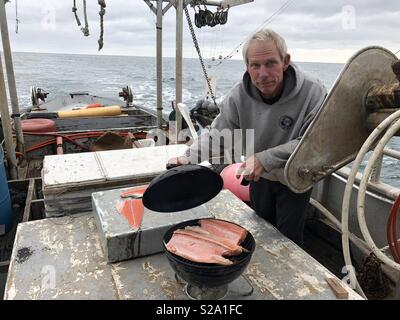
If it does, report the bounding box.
[156,0,163,129]
[148,0,255,136]
[0,55,18,180]
[175,0,183,142]
[0,0,25,156]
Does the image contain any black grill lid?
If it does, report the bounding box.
[142,164,224,212]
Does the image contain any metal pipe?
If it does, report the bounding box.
[384,147,400,161]
[310,198,399,285]
[0,0,25,155]
[0,56,18,179]
[56,136,63,155]
[175,0,183,143]
[156,0,163,129]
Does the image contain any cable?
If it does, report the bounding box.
[387,195,400,262]
[15,0,19,34]
[341,109,400,300]
[210,0,295,68]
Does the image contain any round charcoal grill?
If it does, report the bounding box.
[163,218,256,289]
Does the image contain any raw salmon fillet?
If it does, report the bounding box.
[116,185,147,229]
[166,232,233,265]
[116,199,144,230]
[180,227,246,256]
[199,219,248,245]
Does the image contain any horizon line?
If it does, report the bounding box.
[5,50,346,65]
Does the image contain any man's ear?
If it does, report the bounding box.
[283,54,291,71]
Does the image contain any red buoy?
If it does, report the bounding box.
[21,119,57,133]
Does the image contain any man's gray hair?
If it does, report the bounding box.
[242,28,287,65]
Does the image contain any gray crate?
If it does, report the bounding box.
[92,186,213,263]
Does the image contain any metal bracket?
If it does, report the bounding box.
[285,46,398,193]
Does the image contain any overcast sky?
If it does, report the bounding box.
[3,0,400,63]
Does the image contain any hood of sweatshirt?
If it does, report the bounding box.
[243,63,305,106]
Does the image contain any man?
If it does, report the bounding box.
[169,28,326,247]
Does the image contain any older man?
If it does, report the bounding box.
[169,28,326,246]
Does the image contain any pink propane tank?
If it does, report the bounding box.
[220,163,250,202]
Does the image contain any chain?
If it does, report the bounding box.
[184,6,218,108]
[98,0,106,50]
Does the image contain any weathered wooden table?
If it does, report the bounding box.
[4,190,362,300]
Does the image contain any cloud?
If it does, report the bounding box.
[4,0,400,62]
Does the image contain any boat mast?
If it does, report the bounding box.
[0,1,18,179]
[175,0,183,140]
[146,0,254,139]
[0,0,24,156]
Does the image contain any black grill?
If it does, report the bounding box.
[163,218,256,288]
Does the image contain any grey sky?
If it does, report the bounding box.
[4,0,400,63]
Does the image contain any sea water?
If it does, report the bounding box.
[5,52,400,187]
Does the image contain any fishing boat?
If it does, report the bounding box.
[0,0,399,302]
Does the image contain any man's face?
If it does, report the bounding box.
[246,40,290,99]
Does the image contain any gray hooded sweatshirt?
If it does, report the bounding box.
[185,62,327,184]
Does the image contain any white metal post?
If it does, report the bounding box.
[175,0,183,143]
[0,54,18,180]
[0,0,25,155]
[156,0,163,129]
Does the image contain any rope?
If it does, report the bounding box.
[98,0,106,50]
[81,0,89,36]
[72,0,89,37]
[387,194,400,263]
[15,0,19,34]
[210,0,294,68]
[72,1,82,29]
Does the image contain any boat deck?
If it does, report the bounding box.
[4,190,362,300]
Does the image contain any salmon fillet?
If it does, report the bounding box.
[199,219,248,245]
[166,233,233,265]
[116,186,147,229]
[174,228,243,257]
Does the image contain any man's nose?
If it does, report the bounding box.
[259,65,270,78]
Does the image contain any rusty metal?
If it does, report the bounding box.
[357,253,391,300]
[285,46,398,193]
[365,60,400,110]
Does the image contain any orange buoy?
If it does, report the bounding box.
[58,105,121,118]
[85,103,103,109]
[21,119,57,133]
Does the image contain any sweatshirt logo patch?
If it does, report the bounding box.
[279,116,294,130]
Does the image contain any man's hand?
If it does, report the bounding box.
[236,155,265,182]
[167,156,189,168]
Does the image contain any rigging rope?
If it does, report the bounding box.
[210,0,295,68]
[98,0,106,50]
[82,0,89,36]
[184,6,218,108]
[15,0,19,34]
[72,0,89,36]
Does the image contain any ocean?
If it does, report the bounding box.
[5,52,400,187]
